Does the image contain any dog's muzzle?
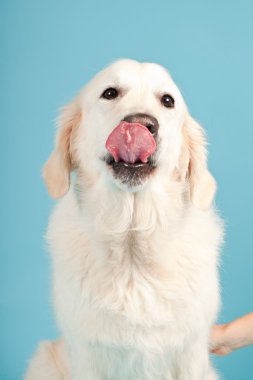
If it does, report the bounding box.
[105,113,159,188]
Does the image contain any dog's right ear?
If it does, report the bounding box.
[43,100,81,199]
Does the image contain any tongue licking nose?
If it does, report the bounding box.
[105,121,157,164]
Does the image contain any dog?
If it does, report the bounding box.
[25,59,223,380]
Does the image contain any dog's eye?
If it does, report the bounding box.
[101,87,119,100]
[161,94,175,108]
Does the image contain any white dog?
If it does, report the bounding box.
[26,60,223,380]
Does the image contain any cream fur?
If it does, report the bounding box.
[26,60,223,380]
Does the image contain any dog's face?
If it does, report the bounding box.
[44,59,216,209]
[79,60,186,192]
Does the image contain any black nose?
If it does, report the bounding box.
[123,113,159,137]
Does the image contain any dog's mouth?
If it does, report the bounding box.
[105,154,157,187]
[104,120,158,187]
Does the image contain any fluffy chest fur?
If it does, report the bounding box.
[47,184,222,355]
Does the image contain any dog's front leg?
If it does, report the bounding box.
[175,341,218,380]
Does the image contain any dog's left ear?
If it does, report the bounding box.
[178,115,216,210]
[43,100,81,199]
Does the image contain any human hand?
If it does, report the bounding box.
[210,312,253,355]
[210,324,233,355]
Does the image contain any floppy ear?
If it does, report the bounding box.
[178,115,216,210]
[43,100,81,199]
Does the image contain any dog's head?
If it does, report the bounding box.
[43,59,216,210]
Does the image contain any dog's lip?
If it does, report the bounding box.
[103,153,157,187]
[119,162,148,168]
[104,154,155,168]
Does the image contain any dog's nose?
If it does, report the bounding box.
[123,113,159,137]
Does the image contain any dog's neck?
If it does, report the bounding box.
[72,170,191,272]
[75,170,187,244]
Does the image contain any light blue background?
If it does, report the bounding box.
[1,0,253,379]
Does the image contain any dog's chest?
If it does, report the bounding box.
[91,232,189,322]
[50,192,220,353]
[53,224,214,352]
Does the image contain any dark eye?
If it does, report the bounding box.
[101,87,119,100]
[161,94,175,108]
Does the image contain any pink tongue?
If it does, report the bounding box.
[105,121,156,164]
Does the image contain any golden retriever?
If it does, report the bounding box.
[26,59,223,380]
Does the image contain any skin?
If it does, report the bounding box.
[210,312,253,355]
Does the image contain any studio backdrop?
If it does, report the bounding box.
[1,0,253,379]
